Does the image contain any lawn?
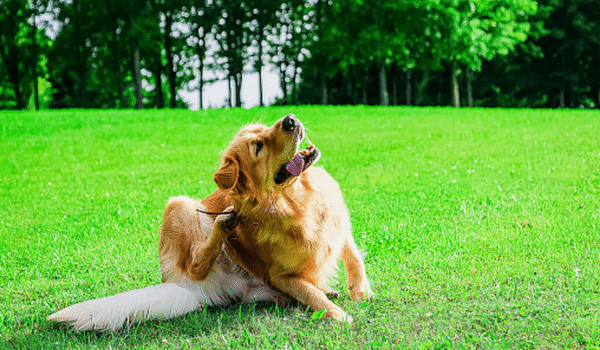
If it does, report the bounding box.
[1,106,599,349]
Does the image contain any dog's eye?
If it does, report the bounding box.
[255,141,263,156]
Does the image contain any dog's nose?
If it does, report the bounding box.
[282,114,297,133]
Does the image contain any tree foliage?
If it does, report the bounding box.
[0,0,52,109]
[0,0,598,109]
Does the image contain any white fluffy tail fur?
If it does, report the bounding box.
[47,282,202,332]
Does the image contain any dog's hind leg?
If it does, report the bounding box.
[187,208,238,281]
[159,196,215,283]
[324,290,340,299]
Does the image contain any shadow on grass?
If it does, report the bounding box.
[5,301,309,349]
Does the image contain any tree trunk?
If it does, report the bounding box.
[466,68,474,107]
[362,86,367,105]
[436,71,444,105]
[391,65,398,106]
[117,59,126,108]
[128,0,142,109]
[451,60,460,107]
[165,11,176,108]
[279,62,288,104]
[593,85,600,109]
[361,68,368,105]
[292,60,299,104]
[319,67,327,105]
[315,0,326,105]
[12,71,23,109]
[257,25,264,107]
[559,50,566,109]
[111,29,125,108]
[5,48,22,109]
[227,69,233,108]
[132,42,143,109]
[153,20,163,109]
[347,65,356,104]
[378,61,389,106]
[406,69,412,106]
[31,2,40,110]
[417,70,430,106]
[197,46,204,110]
[0,13,23,109]
[77,43,88,108]
[258,63,263,106]
[154,60,164,108]
[235,72,242,108]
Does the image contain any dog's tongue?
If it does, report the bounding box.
[285,153,305,176]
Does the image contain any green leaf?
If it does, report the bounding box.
[311,308,327,320]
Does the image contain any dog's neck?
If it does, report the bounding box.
[204,175,308,222]
[237,184,306,220]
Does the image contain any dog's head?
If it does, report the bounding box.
[214,114,320,198]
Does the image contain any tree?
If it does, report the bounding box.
[123,0,150,109]
[535,0,600,108]
[247,0,279,107]
[161,0,191,109]
[268,0,316,104]
[213,0,252,108]
[298,0,368,105]
[183,0,219,110]
[434,0,539,107]
[0,0,35,109]
[4,0,599,110]
[47,0,169,109]
[30,0,40,110]
[464,0,599,109]
[93,0,132,108]
[301,0,431,106]
[48,0,98,108]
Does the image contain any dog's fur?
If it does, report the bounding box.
[47,115,372,331]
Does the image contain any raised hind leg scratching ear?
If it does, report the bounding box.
[188,207,238,281]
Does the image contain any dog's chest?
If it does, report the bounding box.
[248,216,331,270]
[252,219,310,248]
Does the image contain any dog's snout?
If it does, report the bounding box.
[282,115,297,133]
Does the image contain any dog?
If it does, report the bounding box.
[48,114,373,332]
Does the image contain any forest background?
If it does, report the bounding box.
[1,0,599,111]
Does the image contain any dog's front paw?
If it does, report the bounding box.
[216,206,238,232]
[348,278,374,302]
[326,307,353,324]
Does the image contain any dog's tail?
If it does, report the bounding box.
[47,282,203,332]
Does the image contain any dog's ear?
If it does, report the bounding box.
[214,156,239,191]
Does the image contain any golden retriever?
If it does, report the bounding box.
[48,114,372,331]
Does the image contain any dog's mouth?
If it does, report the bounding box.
[274,145,320,185]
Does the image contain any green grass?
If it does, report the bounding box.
[1,106,599,349]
